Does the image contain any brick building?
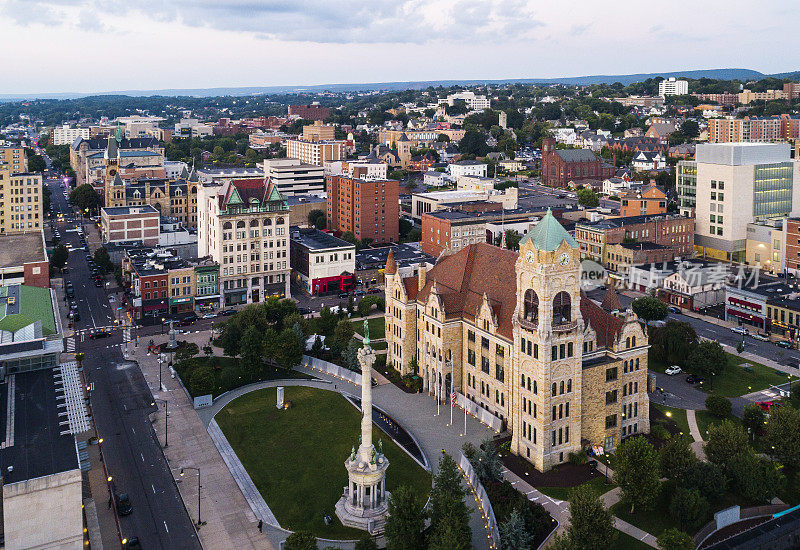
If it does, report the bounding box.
[101,205,160,246]
[540,138,615,188]
[326,175,399,244]
[385,210,650,471]
[575,213,694,264]
[288,104,331,121]
[619,185,667,217]
[785,218,800,275]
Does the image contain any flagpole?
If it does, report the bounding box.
[463,398,467,436]
[450,389,453,426]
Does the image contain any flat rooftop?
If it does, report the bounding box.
[0,369,78,482]
[0,232,46,267]
[290,227,353,251]
[356,242,435,271]
[102,205,159,216]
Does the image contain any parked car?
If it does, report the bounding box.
[353,289,366,296]
[220,308,236,316]
[201,312,218,319]
[756,401,782,412]
[685,374,705,384]
[123,536,141,549]
[116,493,132,516]
[296,307,311,315]
[367,288,382,294]
[89,330,112,339]
[338,292,349,298]
[668,306,681,314]
[753,333,770,341]
[94,279,103,287]
[776,341,793,349]
[665,365,682,375]
[731,326,748,335]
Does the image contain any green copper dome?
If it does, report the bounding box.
[519,208,578,251]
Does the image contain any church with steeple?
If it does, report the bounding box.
[384,209,650,471]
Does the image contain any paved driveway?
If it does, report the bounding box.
[650,371,709,410]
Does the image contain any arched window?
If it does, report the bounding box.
[553,292,571,324]
[523,289,539,323]
[250,219,259,227]
[626,336,631,348]
[567,379,572,392]
[236,221,245,228]
[635,358,640,370]
[263,218,272,226]
[559,381,564,394]
[551,383,557,396]
[276,217,285,225]
[223,222,232,230]
[632,336,636,346]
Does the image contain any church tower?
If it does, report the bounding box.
[511,209,583,471]
[103,128,124,208]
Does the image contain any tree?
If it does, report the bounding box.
[614,436,661,513]
[565,483,618,549]
[333,318,355,354]
[341,339,361,371]
[683,462,727,500]
[384,486,426,550]
[669,487,709,531]
[650,321,698,367]
[189,364,215,397]
[657,528,694,550]
[705,394,732,418]
[472,438,503,483]
[399,218,413,239]
[659,435,697,483]
[239,326,263,373]
[436,133,451,142]
[26,149,46,172]
[688,340,728,387]
[631,296,669,325]
[283,531,317,550]
[308,209,326,229]
[742,404,766,442]
[93,247,114,274]
[429,510,471,550]
[500,508,531,550]
[68,184,102,215]
[273,328,303,370]
[428,453,471,548]
[576,188,599,207]
[704,420,749,471]
[504,230,522,251]
[50,244,68,271]
[766,405,800,471]
[354,534,378,550]
[680,120,700,139]
[728,451,783,502]
[458,129,489,157]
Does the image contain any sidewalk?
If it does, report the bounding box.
[685,409,708,461]
[133,331,274,550]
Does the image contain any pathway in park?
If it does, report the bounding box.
[686,409,708,461]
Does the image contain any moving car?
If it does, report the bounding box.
[201,312,218,319]
[668,306,681,314]
[89,330,112,339]
[353,289,366,296]
[116,493,132,516]
[731,326,748,335]
[220,308,236,316]
[685,374,705,384]
[776,341,793,349]
[665,365,682,375]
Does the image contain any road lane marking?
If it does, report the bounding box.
[164,521,169,533]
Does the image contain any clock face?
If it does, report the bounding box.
[525,250,535,264]
[558,252,570,266]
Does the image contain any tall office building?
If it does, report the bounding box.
[681,143,800,261]
[658,77,688,97]
[326,175,399,244]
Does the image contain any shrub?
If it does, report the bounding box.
[652,424,671,440]
[705,394,732,418]
[682,462,727,500]
[189,364,215,397]
[568,451,588,465]
[669,487,709,531]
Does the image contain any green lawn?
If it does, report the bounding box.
[352,316,385,340]
[695,409,740,439]
[706,353,797,398]
[537,476,614,501]
[215,386,431,539]
[616,530,654,550]
[611,490,678,539]
[653,404,691,436]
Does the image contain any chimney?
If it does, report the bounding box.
[418,263,427,292]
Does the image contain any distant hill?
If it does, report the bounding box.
[0,68,795,101]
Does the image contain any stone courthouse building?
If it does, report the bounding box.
[384,210,650,471]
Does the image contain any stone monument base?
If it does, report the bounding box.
[334,491,390,535]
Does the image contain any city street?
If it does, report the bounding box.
[47,173,201,549]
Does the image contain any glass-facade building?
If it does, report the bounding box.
[753,162,793,219]
[676,160,697,216]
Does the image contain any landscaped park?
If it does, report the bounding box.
[214,385,431,540]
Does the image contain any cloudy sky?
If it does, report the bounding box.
[0,0,796,95]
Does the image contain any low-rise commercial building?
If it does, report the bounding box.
[619,185,667,217]
[726,277,790,331]
[262,158,325,195]
[174,118,212,138]
[745,219,785,274]
[289,227,356,295]
[0,231,49,287]
[101,205,160,246]
[448,160,488,179]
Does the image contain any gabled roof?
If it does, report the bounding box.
[581,294,624,349]
[520,208,578,251]
[600,286,622,311]
[555,149,599,163]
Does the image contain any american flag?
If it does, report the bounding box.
[451,391,456,406]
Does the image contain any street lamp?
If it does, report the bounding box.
[161,317,166,335]
[151,399,169,447]
[179,467,204,527]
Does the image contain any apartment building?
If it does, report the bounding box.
[438,91,491,110]
[289,227,356,295]
[377,128,467,148]
[52,124,90,145]
[681,143,800,262]
[707,115,800,143]
[783,218,800,275]
[288,104,331,121]
[620,185,667,217]
[738,89,789,104]
[262,158,325,195]
[385,211,649,471]
[658,77,688,97]
[448,160,488,179]
[325,159,388,181]
[197,178,291,305]
[0,170,43,234]
[574,213,694,265]
[101,205,160,246]
[326,175,399,244]
[301,121,336,141]
[0,146,27,174]
[286,138,346,166]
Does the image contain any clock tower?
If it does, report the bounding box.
[511,209,583,471]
